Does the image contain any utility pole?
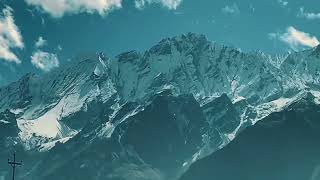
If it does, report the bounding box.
[8,153,22,180]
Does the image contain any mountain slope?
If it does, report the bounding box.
[23,92,210,180]
[179,93,320,180]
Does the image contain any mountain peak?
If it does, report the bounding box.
[116,50,141,62]
[149,33,211,55]
[183,32,208,42]
[173,32,210,48]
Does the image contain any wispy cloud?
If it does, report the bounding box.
[249,4,255,13]
[311,166,320,180]
[24,0,122,18]
[135,0,183,10]
[0,6,24,63]
[298,7,320,20]
[31,50,59,72]
[35,36,47,48]
[222,3,240,15]
[269,26,319,50]
[57,45,63,51]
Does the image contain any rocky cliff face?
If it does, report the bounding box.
[0,33,319,180]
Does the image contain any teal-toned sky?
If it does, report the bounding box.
[0,0,319,86]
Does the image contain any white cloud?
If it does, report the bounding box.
[35,36,47,48]
[298,7,320,20]
[135,0,182,10]
[0,6,24,63]
[25,0,182,17]
[31,50,59,72]
[269,26,319,50]
[24,0,122,18]
[222,3,240,15]
[277,0,288,7]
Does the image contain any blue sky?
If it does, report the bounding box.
[0,0,319,86]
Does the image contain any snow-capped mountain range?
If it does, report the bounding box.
[0,33,320,180]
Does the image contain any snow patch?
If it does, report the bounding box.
[182,162,188,167]
[10,108,26,115]
[99,106,144,138]
[227,133,236,141]
[38,136,73,152]
[272,97,292,108]
[232,96,245,104]
[0,119,10,124]
[252,93,305,124]
[191,150,202,163]
[311,91,320,104]
[199,94,221,107]
[17,96,78,149]
[97,122,115,138]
